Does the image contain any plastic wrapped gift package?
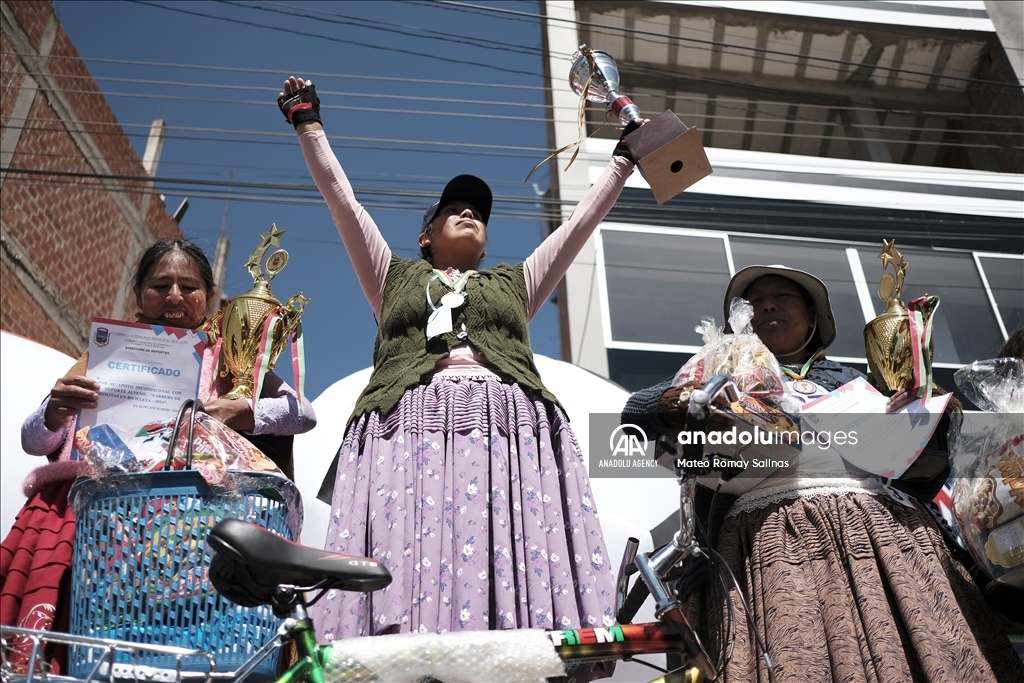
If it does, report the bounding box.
[672,297,787,406]
[950,358,1024,587]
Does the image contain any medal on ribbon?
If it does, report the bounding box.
[426,269,476,340]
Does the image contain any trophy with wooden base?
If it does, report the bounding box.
[569,45,713,204]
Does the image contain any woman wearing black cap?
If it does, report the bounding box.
[278,77,639,651]
[622,265,1023,682]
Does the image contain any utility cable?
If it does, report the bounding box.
[10,70,1022,134]
[65,125,1024,155]
[12,49,1021,126]
[219,0,539,59]
[4,167,1019,236]
[125,0,541,78]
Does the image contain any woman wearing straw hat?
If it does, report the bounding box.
[623,265,1023,682]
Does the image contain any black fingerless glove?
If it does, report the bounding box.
[612,119,643,163]
[277,84,321,129]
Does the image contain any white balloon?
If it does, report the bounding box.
[1,332,77,539]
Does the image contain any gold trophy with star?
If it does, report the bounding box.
[864,240,935,394]
[208,225,310,405]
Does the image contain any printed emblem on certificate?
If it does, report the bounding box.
[76,318,207,455]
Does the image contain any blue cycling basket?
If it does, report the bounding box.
[68,400,301,680]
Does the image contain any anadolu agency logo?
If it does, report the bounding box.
[609,424,648,457]
[598,424,660,471]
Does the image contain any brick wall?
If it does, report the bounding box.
[0,0,183,355]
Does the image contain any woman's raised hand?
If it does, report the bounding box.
[282,76,310,96]
[278,76,323,132]
[44,375,100,432]
[612,119,647,163]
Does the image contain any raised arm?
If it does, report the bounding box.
[523,154,634,320]
[281,78,391,319]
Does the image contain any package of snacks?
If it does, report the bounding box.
[950,358,1024,586]
[672,297,787,404]
[77,410,283,487]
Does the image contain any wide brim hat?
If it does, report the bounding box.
[421,174,492,232]
[724,264,837,349]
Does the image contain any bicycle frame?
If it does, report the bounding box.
[261,602,718,683]
[549,620,717,682]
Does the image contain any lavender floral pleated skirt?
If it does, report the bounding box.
[313,374,616,642]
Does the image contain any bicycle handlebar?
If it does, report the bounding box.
[616,375,741,622]
[616,572,651,624]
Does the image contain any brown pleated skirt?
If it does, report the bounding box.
[689,485,1024,683]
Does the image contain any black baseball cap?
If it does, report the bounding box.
[420,174,492,232]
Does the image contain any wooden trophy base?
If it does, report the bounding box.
[624,110,713,204]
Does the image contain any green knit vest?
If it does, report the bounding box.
[348,256,560,428]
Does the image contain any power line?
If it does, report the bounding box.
[13,48,1021,125]
[4,167,1019,234]
[7,119,554,152]
[221,0,540,59]
[126,0,542,79]
[27,85,546,122]
[4,52,546,91]
[12,114,1016,156]
[0,165,566,204]
[14,64,1024,128]
[12,80,1021,154]
[18,71,547,110]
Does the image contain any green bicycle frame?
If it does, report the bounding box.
[551,621,717,683]
[284,617,717,683]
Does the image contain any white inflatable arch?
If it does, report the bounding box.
[1,331,78,537]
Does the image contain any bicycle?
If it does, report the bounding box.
[3,378,755,683]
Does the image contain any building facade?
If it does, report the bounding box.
[1,0,183,358]
[543,0,1024,401]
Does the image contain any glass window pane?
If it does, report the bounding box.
[860,248,1003,364]
[602,230,731,345]
[729,237,865,358]
[978,256,1024,334]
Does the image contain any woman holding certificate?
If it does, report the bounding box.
[622,265,1023,683]
[2,239,315,666]
[277,77,639,649]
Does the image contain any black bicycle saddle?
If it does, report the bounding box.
[208,518,392,608]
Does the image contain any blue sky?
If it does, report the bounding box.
[53,0,564,399]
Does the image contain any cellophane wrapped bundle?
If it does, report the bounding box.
[950,357,1024,586]
[74,411,284,487]
[672,297,787,406]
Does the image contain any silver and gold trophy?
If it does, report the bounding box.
[568,45,712,204]
[864,240,935,394]
[208,225,309,404]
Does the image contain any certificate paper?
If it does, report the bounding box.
[79,318,207,439]
[800,377,952,478]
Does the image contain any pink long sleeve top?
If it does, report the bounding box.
[298,130,633,374]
